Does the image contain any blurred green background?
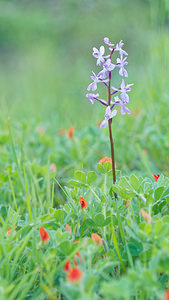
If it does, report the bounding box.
[0,0,169,175]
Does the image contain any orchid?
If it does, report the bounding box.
[100,106,117,128]
[93,46,105,66]
[103,59,115,72]
[86,37,133,187]
[116,57,128,77]
[115,40,128,57]
[104,37,114,50]
[114,96,131,115]
[86,93,99,104]
[112,79,133,102]
[87,72,108,91]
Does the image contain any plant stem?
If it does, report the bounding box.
[108,120,116,185]
[108,72,117,199]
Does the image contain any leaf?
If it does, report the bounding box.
[161,187,169,199]
[104,161,112,173]
[94,213,105,226]
[87,171,97,184]
[128,241,143,256]
[130,174,139,191]
[74,171,86,183]
[69,180,86,188]
[84,218,96,227]
[110,186,122,197]
[120,176,133,191]
[154,186,165,201]
[59,241,73,255]
[104,217,111,226]
[97,163,105,174]
[41,214,53,222]
[54,209,65,223]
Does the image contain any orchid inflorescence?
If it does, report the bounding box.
[86,37,133,128]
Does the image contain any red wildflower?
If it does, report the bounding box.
[99,157,112,165]
[142,149,147,155]
[152,174,160,182]
[67,267,82,282]
[140,210,152,224]
[79,197,88,210]
[65,224,72,234]
[39,227,49,243]
[50,163,56,172]
[58,128,65,136]
[36,126,45,136]
[64,260,71,272]
[73,240,79,244]
[164,290,169,300]
[91,233,103,245]
[67,126,74,138]
[73,252,81,266]
[124,200,129,208]
[7,226,17,236]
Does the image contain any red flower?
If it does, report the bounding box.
[99,157,112,165]
[64,260,71,272]
[50,163,56,172]
[39,227,49,243]
[152,174,160,182]
[79,197,88,210]
[67,126,74,138]
[124,200,129,208]
[73,252,81,266]
[164,290,169,300]
[91,233,103,245]
[7,226,17,236]
[58,128,65,136]
[67,267,82,282]
[36,126,45,136]
[140,210,152,224]
[73,240,79,244]
[65,224,72,234]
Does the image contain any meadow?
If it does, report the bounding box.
[0,0,169,299]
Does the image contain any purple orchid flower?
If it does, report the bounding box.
[86,37,133,188]
[103,59,115,72]
[86,93,108,106]
[86,93,99,104]
[98,59,115,79]
[104,37,114,50]
[87,72,109,91]
[93,46,105,66]
[100,106,117,128]
[115,40,128,57]
[114,96,131,115]
[97,67,108,80]
[112,79,133,102]
[87,37,132,121]
[116,57,128,77]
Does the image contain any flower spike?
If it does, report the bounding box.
[86,37,133,188]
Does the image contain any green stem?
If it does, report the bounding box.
[110,209,125,272]
[8,171,18,211]
[23,165,33,222]
[88,185,101,202]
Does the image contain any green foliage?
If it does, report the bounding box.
[0,0,168,299]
